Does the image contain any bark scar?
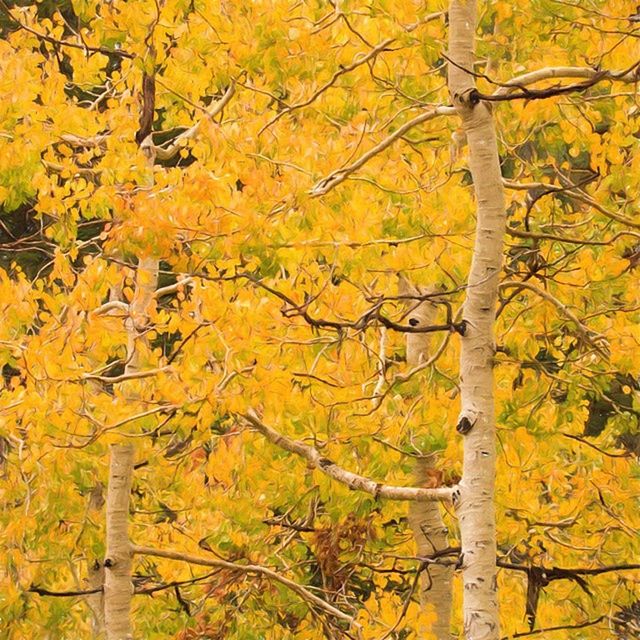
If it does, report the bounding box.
[456,407,479,435]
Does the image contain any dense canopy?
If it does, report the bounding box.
[0,1,638,638]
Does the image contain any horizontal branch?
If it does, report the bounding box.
[91,301,130,316]
[82,366,169,384]
[500,616,606,639]
[28,585,102,597]
[494,62,640,97]
[153,277,194,298]
[422,547,640,579]
[60,133,109,149]
[242,410,455,503]
[507,227,640,246]
[30,570,221,598]
[475,72,609,103]
[504,178,640,230]
[310,63,640,197]
[239,272,464,335]
[131,544,357,626]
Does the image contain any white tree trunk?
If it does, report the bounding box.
[125,256,159,373]
[408,457,453,639]
[448,1,505,639]
[401,277,453,638]
[87,560,106,638]
[104,444,135,640]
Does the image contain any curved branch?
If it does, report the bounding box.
[499,281,609,357]
[0,1,133,58]
[131,544,358,626]
[309,106,456,197]
[310,63,640,198]
[495,62,640,96]
[242,410,455,503]
[260,37,396,134]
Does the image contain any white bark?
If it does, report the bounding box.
[86,560,105,639]
[401,277,453,638]
[125,257,159,373]
[398,275,438,367]
[104,444,134,640]
[408,458,453,639]
[243,411,454,502]
[448,1,504,639]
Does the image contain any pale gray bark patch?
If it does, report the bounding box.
[398,274,438,367]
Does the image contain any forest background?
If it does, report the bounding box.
[0,0,638,639]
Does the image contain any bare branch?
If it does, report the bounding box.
[92,301,130,316]
[131,544,358,626]
[153,83,235,161]
[562,433,631,458]
[82,367,169,384]
[499,281,609,358]
[28,585,102,597]
[504,179,640,230]
[261,37,396,133]
[500,616,606,639]
[311,62,640,198]
[153,278,194,298]
[242,410,455,503]
[309,106,455,197]
[0,0,133,58]
[507,227,640,247]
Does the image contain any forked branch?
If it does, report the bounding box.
[131,544,358,627]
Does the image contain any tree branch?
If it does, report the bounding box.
[499,281,609,357]
[242,410,455,503]
[82,367,169,384]
[131,544,358,627]
[500,616,606,639]
[153,83,235,161]
[261,37,396,134]
[309,106,455,196]
[310,63,640,197]
[28,585,103,597]
[0,1,133,58]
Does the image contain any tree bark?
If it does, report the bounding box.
[125,256,159,373]
[104,444,135,640]
[86,560,105,638]
[448,1,505,639]
[408,457,453,639]
[400,276,453,637]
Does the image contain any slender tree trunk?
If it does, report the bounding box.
[87,560,106,638]
[448,1,505,639]
[408,457,453,638]
[104,444,135,640]
[400,276,453,637]
[125,256,159,373]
